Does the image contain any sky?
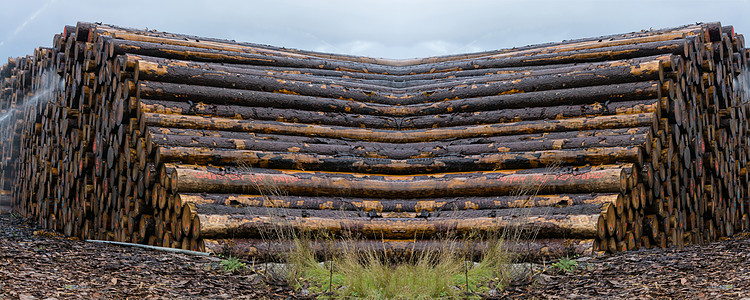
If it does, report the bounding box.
[1,0,750,61]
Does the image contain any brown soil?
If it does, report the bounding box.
[3,212,750,299]
[0,214,296,299]
[501,235,750,299]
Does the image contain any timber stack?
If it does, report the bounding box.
[0,21,749,261]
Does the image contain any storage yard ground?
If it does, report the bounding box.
[2,213,750,299]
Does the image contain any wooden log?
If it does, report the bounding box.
[139,98,660,130]
[148,126,651,148]
[135,80,663,116]
[109,37,690,75]
[174,193,623,212]
[138,54,675,86]
[187,203,607,239]
[144,112,658,143]
[155,145,643,173]
[132,54,667,105]
[165,164,630,197]
[148,127,651,160]
[125,54,675,89]
[99,22,700,66]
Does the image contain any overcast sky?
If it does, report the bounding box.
[2,0,750,61]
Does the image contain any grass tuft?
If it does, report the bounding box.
[552,256,578,273]
[220,256,246,273]
[285,235,511,299]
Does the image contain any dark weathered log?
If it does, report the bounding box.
[101,22,699,66]
[149,129,650,160]
[139,98,660,130]
[400,99,661,129]
[156,146,643,173]
[124,54,673,89]
[165,164,630,197]
[155,54,676,87]
[135,80,664,116]
[148,126,651,148]
[139,99,398,129]
[132,54,667,105]
[110,36,690,75]
[175,193,623,212]
[144,112,658,143]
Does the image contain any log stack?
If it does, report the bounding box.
[1,21,749,261]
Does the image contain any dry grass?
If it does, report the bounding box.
[285,234,511,299]
[235,161,562,298]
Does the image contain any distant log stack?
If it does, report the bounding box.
[1,21,749,261]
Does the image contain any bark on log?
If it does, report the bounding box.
[165,164,630,197]
[174,193,623,212]
[124,53,674,89]
[99,22,699,66]
[132,54,667,104]
[187,203,607,239]
[155,145,643,173]
[144,112,658,143]
[148,126,651,149]
[149,130,650,159]
[135,80,664,117]
[139,98,660,130]
[110,37,690,75]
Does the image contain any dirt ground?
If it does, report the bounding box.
[0,213,296,299]
[2,213,750,299]
[501,237,750,299]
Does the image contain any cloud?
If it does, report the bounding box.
[2,0,750,60]
[9,0,57,39]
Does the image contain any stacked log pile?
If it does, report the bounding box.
[0,54,40,213]
[1,21,749,261]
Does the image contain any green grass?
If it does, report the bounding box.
[552,256,578,273]
[220,256,247,273]
[337,250,461,299]
[285,236,511,299]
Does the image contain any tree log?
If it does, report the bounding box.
[110,37,689,75]
[148,126,650,149]
[148,130,650,159]
[139,98,660,130]
[134,80,663,116]
[187,203,607,239]
[99,21,699,66]
[144,112,658,143]
[155,146,643,173]
[132,54,666,104]
[165,164,630,197]
[174,193,623,212]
